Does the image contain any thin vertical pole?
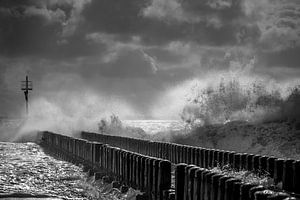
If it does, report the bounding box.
[21,75,32,116]
[26,100,28,115]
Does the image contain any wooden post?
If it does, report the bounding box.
[195,148,201,167]
[188,166,199,200]
[144,157,151,195]
[204,172,217,200]
[233,153,241,171]
[253,155,261,171]
[211,174,223,200]
[217,176,232,200]
[140,156,146,191]
[246,154,254,171]
[232,181,242,200]
[223,151,229,166]
[240,183,257,200]
[152,159,160,200]
[293,160,300,194]
[201,170,210,200]
[274,159,284,184]
[213,150,219,167]
[175,163,187,200]
[217,150,224,167]
[282,159,294,191]
[204,149,209,168]
[200,148,205,168]
[240,153,247,170]
[228,152,235,168]
[147,158,154,199]
[224,178,240,200]
[259,156,268,173]
[208,150,214,168]
[267,157,276,178]
[193,168,204,200]
[158,160,172,200]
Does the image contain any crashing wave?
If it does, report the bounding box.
[98,114,147,139]
[180,75,300,127]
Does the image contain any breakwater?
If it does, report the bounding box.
[39,131,300,200]
[40,131,171,200]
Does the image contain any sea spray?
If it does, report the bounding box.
[8,91,138,142]
[180,73,300,126]
[98,114,147,139]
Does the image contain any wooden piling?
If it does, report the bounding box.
[175,163,188,200]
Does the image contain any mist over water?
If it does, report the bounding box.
[1,91,139,141]
[1,63,300,142]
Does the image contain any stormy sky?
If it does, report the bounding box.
[0,0,300,119]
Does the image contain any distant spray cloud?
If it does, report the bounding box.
[11,90,138,141]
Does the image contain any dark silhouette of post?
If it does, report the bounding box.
[21,75,32,115]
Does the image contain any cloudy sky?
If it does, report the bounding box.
[0,0,299,119]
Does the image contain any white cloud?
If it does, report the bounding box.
[142,0,201,23]
[141,50,159,74]
[24,6,66,23]
[86,32,143,63]
[86,32,160,74]
[242,0,300,51]
[61,0,92,37]
[207,0,233,10]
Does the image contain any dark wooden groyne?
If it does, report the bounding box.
[39,131,300,200]
[40,131,171,200]
[81,132,300,195]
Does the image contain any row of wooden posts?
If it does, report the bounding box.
[40,131,172,200]
[81,131,300,195]
[175,163,296,200]
[39,131,299,200]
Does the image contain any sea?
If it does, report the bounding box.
[122,119,185,135]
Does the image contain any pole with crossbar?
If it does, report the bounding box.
[21,75,33,115]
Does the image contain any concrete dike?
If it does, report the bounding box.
[38,131,300,200]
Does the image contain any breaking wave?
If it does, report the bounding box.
[98,114,147,139]
[180,73,300,126]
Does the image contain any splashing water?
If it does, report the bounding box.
[97,114,148,139]
[180,72,300,126]
[4,91,138,142]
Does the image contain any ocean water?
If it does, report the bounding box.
[1,116,299,160]
[123,120,186,135]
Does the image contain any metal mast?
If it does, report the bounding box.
[21,75,33,115]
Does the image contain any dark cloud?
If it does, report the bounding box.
[81,0,258,47]
[82,49,157,78]
[81,0,191,45]
[145,47,184,64]
[181,0,244,21]
[0,0,299,119]
[82,0,148,35]
[0,0,97,59]
[0,6,61,56]
[258,46,300,69]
